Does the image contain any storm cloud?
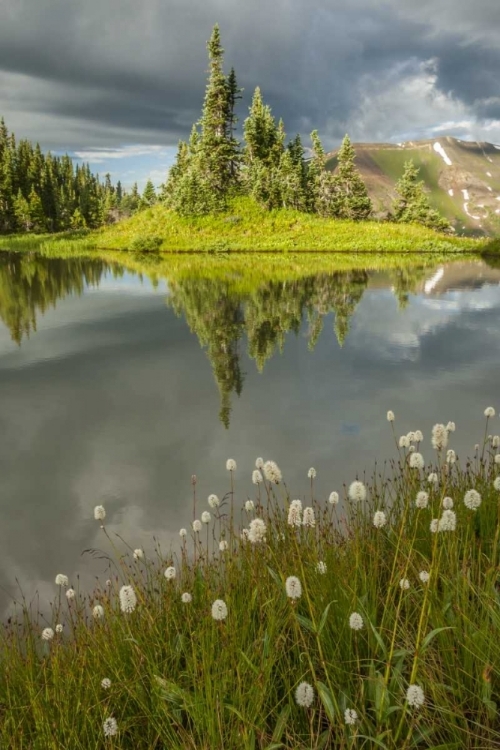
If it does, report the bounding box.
[0,0,499,156]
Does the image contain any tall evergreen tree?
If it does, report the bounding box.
[139,179,157,210]
[392,160,451,232]
[331,135,372,220]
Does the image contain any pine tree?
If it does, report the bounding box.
[306,130,338,216]
[243,88,285,208]
[332,135,372,220]
[392,160,451,232]
[28,187,46,232]
[13,189,31,232]
[139,179,157,210]
[225,67,242,181]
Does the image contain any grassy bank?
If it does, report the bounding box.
[0,197,493,254]
[1,413,499,748]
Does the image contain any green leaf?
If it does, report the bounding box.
[356,735,389,749]
[421,626,454,651]
[318,601,335,636]
[296,613,316,634]
[263,745,284,750]
[239,649,259,675]
[368,621,387,658]
[316,681,336,723]
[224,703,246,723]
[271,705,290,743]
[266,566,282,587]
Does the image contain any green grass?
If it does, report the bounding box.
[1,415,500,748]
[0,197,489,254]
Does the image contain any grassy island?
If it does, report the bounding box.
[1,413,499,749]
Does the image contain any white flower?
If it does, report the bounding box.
[288,499,302,527]
[248,518,267,543]
[415,491,429,509]
[409,452,424,469]
[494,477,500,491]
[103,717,118,737]
[399,435,410,448]
[495,455,500,465]
[101,678,111,689]
[348,481,366,502]
[307,467,317,479]
[407,431,416,442]
[373,510,387,528]
[349,612,364,630]
[240,528,249,541]
[446,449,456,465]
[285,576,302,600]
[208,494,220,508]
[316,561,327,574]
[414,430,423,442]
[66,588,75,600]
[252,470,263,485]
[344,708,358,725]
[245,500,255,512]
[475,444,480,452]
[302,507,316,527]
[55,623,63,633]
[419,571,430,584]
[328,491,339,505]
[41,627,54,641]
[442,497,454,510]
[406,684,425,709]
[94,505,106,521]
[430,519,439,533]
[181,592,192,603]
[55,574,68,587]
[408,445,416,453]
[484,406,495,418]
[211,599,228,621]
[219,540,228,551]
[387,410,395,422]
[464,490,481,510]
[226,459,237,471]
[492,436,500,448]
[427,472,438,485]
[431,424,448,450]
[179,528,187,538]
[438,509,456,531]
[105,579,111,587]
[192,519,202,532]
[164,566,176,580]
[399,578,410,590]
[295,681,314,708]
[119,585,137,614]
[255,457,264,469]
[263,460,282,484]
[133,549,144,560]
[446,421,456,432]
[93,604,104,619]
[201,511,211,524]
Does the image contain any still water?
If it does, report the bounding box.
[0,252,499,612]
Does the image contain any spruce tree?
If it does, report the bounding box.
[306,130,337,216]
[392,160,451,232]
[332,135,372,220]
[140,179,157,210]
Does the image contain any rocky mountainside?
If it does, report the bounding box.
[326,137,500,236]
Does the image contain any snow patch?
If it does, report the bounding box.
[433,142,452,165]
[461,189,469,200]
[495,145,500,150]
[448,188,454,196]
[487,171,492,177]
[424,268,444,294]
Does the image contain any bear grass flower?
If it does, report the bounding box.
[219,540,228,551]
[288,499,302,527]
[492,436,500,448]
[133,549,144,560]
[307,467,316,479]
[263,460,282,484]
[344,708,358,726]
[245,500,254,512]
[430,519,439,533]
[285,576,302,600]
[42,627,54,641]
[493,477,500,491]
[192,519,202,533]
[302,507,316,527]
[446,421,455,432]
[252,470,263,485]
[179,528,187,538]
[55,623,63,633]
[373,510,387,528]
[438,509,456,532]
[495,455,500,465]
[409,452,424,469]
[442,497,454,510]
[328,491,339,505]
[431,424,448,450]
[419,571,430,584]
[399,435,410,448]
[464,490,481,510]
[226,459,237,471]
[181,592,192,603]
[316,561,327,574]
[164,566,176,580]
[349,612,364,630]
[94,505,106,521]
[101,678,111,689]
[295,681,314,708]
[66,588,75,600]
[93,604,104,619]
[484,406,495,418]
[201,511,211,524]
[406,684,425,709]
[255,457,264,469]
[446,449,456,465]
[414,430,423,442]
[415,491,429,509]
[348,481,366,502]
[427,472,439,485]
[399,578,410,590]
[119,585,137,614]
[103,717,118,737]
[387,410,395,422]
[208,494,220,508]
[55,574,68,587]
[248,518,266,543]
[211,599,228,621]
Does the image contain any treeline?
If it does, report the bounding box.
[162,25,450,232]
[0,119,149,234]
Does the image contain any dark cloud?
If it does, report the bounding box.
[0,0,499,151]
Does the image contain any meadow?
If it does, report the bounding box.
[1,412,499,749]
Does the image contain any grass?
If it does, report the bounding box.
[0,197,492,254]
[1,414,500,748]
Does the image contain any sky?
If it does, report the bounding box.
[1,0,499,191]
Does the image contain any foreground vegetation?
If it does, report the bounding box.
[1,412,499,748]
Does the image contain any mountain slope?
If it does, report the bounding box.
[326,137,500,236]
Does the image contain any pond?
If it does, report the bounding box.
[0,251,499,613]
